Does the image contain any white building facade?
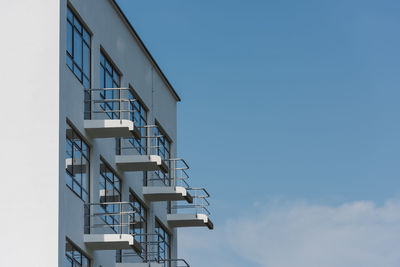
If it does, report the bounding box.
[0,1,212,266]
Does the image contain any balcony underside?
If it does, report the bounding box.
[84,234,142,253]
[84,119,140,138]
[143,186,193,203]
[115,155,168,173]
[116,264,162,267]
[66,158,87,173]
[167,214,214,230]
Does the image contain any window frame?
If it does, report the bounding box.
[154,122,172,186]
[129,190,148,259]
[66,6,91,89]
[155,218,171,267]
[128,87,148,155]
[99,158,121,233]
[99,50,121,119]
[65,121,90,202]
[155,122,171,161]
[65,238,90,267]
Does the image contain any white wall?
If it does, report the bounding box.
[0,0,61,267]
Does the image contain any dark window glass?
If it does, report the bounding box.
[154,126,171,185]
[123,90,147,155]
[100,52,120,119]
[155,126,170,161]
[66,123,90,202]
[99,160,121,233]
[65,239,89,267]
[130,192,147,258]
[66,7,91,88]
[155,220,171,267]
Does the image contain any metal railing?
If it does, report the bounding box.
[84,201,138,235]
[121,232,190,267]
[119,124,163,156]
[119,124,191,188]
[84,88,137,121]
[148,158,190,188]
[171,188,211,216]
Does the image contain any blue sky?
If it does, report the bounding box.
[117,1,400,266]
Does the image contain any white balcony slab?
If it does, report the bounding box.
[84,119,138,138]
[143,186,193,203]
[116,263,162,267]
[167,214,214,230]
[116,155,168,173]
[84,234,142,253]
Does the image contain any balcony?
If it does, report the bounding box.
[143,159,193,204]
[117,233,190,267]
[84,88,141,139]
[84,202,142,253]
[116,155,168,173]
[167,188,214,230]
[115,125,168,173]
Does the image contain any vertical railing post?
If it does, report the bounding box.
[119,202,123,235]
[119,89,122,122]
[172,160,176,187]
[195,190,198,215]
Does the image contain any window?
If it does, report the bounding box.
[65,239,90,267]
[155,126,170,161]
[100,52,121,119]
[154,125,171,185]
[66,123,90,202]
[130,191,147,258]
[99,160,121,232]
[155,220,171,267]
[129,89,147,155]
[66,7,91,88]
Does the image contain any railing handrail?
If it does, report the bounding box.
[84,201,140,235]
[86,87,132,91]
[84,201,136,206]
[170,187,212,216]
[121,230,190,266]
[84,87,139,122]
[187,188,210,198]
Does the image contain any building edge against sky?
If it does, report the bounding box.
[0,1,212,267]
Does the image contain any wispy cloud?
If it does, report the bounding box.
[179,199,400,267]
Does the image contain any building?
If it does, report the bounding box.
[0,0,213,266]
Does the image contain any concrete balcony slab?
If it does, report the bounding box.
[116,155,168,173]
[84,234,142,253]
[84,119,139,138]
[167,214,214,230]
[143,186,193,203]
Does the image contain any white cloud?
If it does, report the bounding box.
[179,199,400,267]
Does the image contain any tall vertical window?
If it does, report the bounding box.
[129,191,147,258]
[154,125,171,185]
[65,239,90,267]
[66,123,90,202]
[99,160,121,232]
[155,126,170,161]
[100,52,121,119]
[66,7,91,88]
[129,89,147,155]
[155,220,171,267]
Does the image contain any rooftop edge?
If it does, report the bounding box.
[110,0,182,102]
